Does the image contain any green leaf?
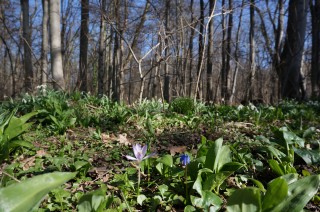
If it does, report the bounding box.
[203,172,233,192]
[137,194,147,206]
[249,178,266,193]
[262,178,288,211]
[158,154,173,167]
[293,147,320,165]
[78,185,113,212]
[184,205,196,212]
[204,138,231,173]
[226,188,262,212]
[0,172,76,212]
[302,127,316,138]
[272,175,320,212]
[158,184,168,198]
[268,159,284,176]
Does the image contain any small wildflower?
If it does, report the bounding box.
[126,144,155,163]
[180,154,190,166]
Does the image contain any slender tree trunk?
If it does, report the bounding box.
[21,0,33,92]
[188,0,195,97]
[310,0,320,98]
[206,0,215,102]
[278,0,309,100]
[230,0,245,104]
[41,0,49,85]
[49,0,65,90]
[196,0,204,99]
[98,0,106,95]
[163,0,170,102]
[246,0,256,102]
[78,0,89,92]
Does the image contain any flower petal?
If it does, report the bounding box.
[143,152,156,160]
[133,144,141,159]
[141,145,148,157]
[180,154,190,166]
[126,155,138,161]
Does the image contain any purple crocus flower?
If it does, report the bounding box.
[180,154,190,166]
[126,144,155,163]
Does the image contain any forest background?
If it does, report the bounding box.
[0,0,320,104]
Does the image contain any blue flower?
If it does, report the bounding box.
[126,144,155,163]
[180,154,190,166]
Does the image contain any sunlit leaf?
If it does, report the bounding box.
[226,188,261,212]
[0,172,76,212]
[262,178,288,211]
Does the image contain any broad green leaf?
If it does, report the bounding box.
[0,172,76,212]
[302,127,316,138]
[158,154,173,167]
[204,138,231,173]
[184,205,196,212]
[282,129,304,147]
[268,159,284,176]
[203,172,233,192]
[280,173,299,184]
[293,147,320,165]
[272,175,320,212]
[158,184,168,198]
[137,194,147,206]
[78,185,112,212]
[201,190,223,209]
[220,162,243,172]
[249,178,266,193]
[226,188,262,212]
[193,174,203,196]
[262,178,288,211]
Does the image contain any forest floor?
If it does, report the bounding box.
[0,91,319,211]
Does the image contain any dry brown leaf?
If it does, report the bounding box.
[168,146,187,155]
[117,133,131,146]
[36,149,47,157]
[21,156,35,171]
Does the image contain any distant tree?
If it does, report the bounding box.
[310,0,320,98]
[49,0,65,89]
[78,0,89,92]
[278,0,309,100]
[41,0,49,85]
[21,0,33,91]
[98,0,106,95]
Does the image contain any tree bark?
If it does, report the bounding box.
[78,0,89,92]
[41,0,49,85]
[49,0,65,90]
[163,0,170,102]
[21,0,33,92]
[310,0,320,98]
[246,0,256,102]
[98,0,106,95]
[206,0,215,102]
[278,0,309,100]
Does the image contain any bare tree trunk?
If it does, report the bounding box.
[163,0,170,102]
[196,0,204,99]
[246,0,256,102]
[230,0,245,104]
[78,0,89,92]
[310,0,320,98]
[206,0,215,102]
[21,0,33,92]
[188,0,195,97]
[41,0,49,85]
[98,0,106,95]
[49,0,65,90]
[278,0,309,100]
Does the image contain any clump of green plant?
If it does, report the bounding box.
[169,97,195,115]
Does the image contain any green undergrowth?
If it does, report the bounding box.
[0,89,319,211]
